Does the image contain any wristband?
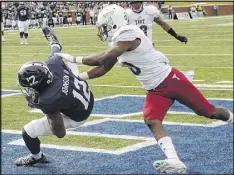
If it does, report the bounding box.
[79,72,89,80]
[75,56,83,64]
[167,28,178,38]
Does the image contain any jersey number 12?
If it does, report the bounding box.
[72,78,90,110]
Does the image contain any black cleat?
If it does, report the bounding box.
[15,153,50,166]
[42,27,62,49]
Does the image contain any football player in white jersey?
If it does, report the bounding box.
[56,5,233,174]
[126,1,194,82]
[126,1,187,45]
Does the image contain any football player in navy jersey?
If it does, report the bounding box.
[15,27,94,166]
[15,2,30,44]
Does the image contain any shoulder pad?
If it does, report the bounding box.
[145,5,160,16]
[125,8,132,14]
[112,26,137,43]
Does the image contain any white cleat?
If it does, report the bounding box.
[153,159,187,174]
[24,39,28,44]
[20,39,24,45]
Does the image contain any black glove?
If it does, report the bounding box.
[176,35,188,43]
[167,28,188,44]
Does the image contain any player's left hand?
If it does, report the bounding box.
[177,35,188,44]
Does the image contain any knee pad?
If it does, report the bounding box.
[24,117,52,138]
[24,33,28,38]
[20,32,24,37]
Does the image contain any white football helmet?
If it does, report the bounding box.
[97,4,128,42]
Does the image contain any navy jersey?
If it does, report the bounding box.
[16,7,29,21]
[33,56,94,122]
[58,12,63,17]
[52,12,56,17]
[68,12,72,17]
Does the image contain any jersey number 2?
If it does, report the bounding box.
[73,78,90,110]
[139,25,148,36]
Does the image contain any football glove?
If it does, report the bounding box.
[176,35,188,44]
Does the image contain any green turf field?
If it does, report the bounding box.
[2,16,233,149]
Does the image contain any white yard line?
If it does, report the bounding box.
[89,84,233,89]
[216,81,233,84]
[3,117,227,155]
[7,138,155,155]
[109,94,233,100]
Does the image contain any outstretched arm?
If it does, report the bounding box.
[154,16,188,43]
[56,41,133,66]
[56,41,134,80]
[84,58,118,79]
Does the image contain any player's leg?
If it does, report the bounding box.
[23,20,29,44]
[42,26,62,56]
[43,18,46,27]
[15,115,87,166]
[143,93,187,173]
[18,21,24,44]
[1,22,4,42]
[42,26,79,75]
[170,68,233,123]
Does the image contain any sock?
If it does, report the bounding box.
[30,151,43,160]
[51,44,61,50]
[67,62,79,76]
[158,136,179,160]
[226,110,233,124]
[2,35,4,41]
[20,32,24,38]
[22,129,41,155]
[24,33,28,39]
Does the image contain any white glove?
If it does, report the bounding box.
[55,52,83,64]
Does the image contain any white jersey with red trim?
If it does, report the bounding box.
[125,5,160,42]
[112,25,171,91]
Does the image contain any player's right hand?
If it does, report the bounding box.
[55,53,76,63]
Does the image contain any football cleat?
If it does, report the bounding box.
[15,153,50,166]
[153,159,187,174]
[42,26,62,49]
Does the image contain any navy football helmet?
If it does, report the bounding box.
[18,61,53,102]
